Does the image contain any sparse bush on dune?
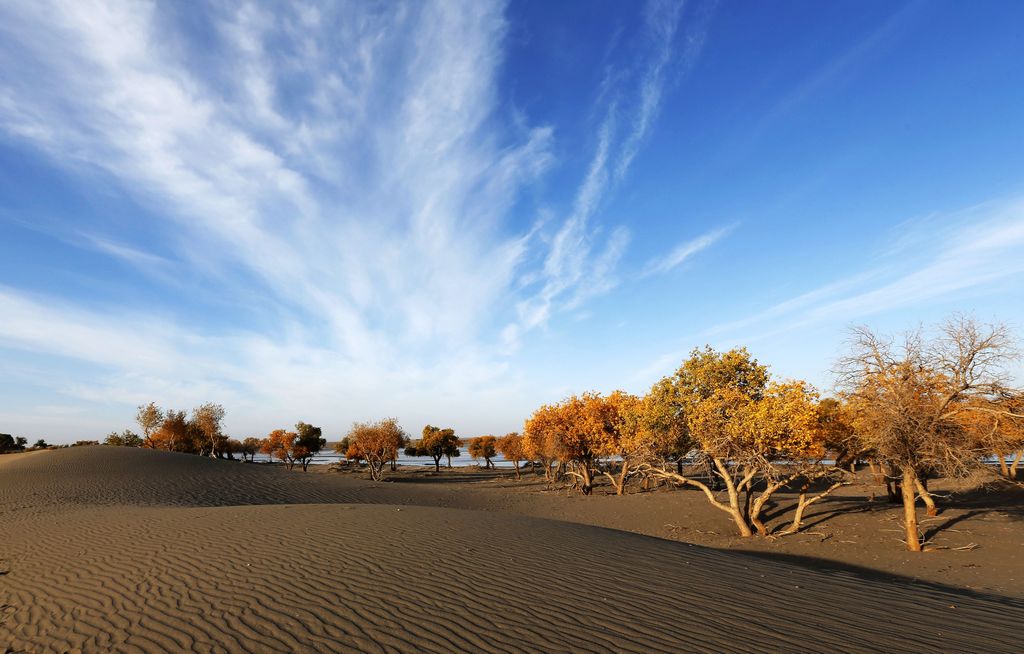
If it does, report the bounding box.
[104,430,143,447]
[0,434,24,453]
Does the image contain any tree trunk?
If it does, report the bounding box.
[580,464,593,495]
[514,461,521,480]
[901,466,922,552]
[778,480,846,536]
[713,458,754,538]
[996,450,1010,479]
[749,476,794,537]
[788,484,811,536]
[601,462,630,496]
[433,455,441,472]
[749,503,769,536]
[567,468,579,491]
[884,463,901,503]
[867,458,891,500]
[727,502,753,537]
[1011,451,1022,480]
[781,483,812,537]
[645,464,752,536]
[616,461,629,496]
[913,476,937,516]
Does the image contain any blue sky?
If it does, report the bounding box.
[1,0,1023,441]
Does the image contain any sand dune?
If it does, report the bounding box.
[2,447,1022,653]
[0,446,373,509]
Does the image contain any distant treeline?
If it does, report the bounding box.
[0,434,55,453]
[109,404,331,472]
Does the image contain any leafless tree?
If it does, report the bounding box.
[836,316,1020,551]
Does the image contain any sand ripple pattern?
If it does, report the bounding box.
[0,447,379,510]
[2,448,1021,653]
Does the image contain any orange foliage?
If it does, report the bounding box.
[145,410,197,453]
[344,418,406,480]
[523,391,637,494]
[666,348,832,537]
[414,425,460,472]
[260,429,299,470]
[837,318,1018,551]
[496,432,525,479]
[467,436,497,468]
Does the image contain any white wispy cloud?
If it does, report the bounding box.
[505,0,712,347]
[79,234,174,270]
[630,197,1024,387]
[615,0,711,181]
[711,197,1024,341]
[0,0,712,437]
[0,1,537,349]
[640,223,735,277]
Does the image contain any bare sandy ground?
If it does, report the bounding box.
[1,447,1022,653]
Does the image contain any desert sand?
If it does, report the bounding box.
[1,447,1022,653]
